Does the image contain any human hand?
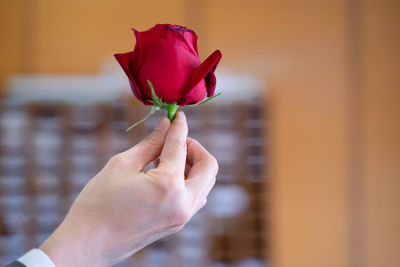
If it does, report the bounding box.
[39,112,218,267]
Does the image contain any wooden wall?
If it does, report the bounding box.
[264,1,400,267]
[363,1,400,266]
[0,1,399,267]
[0,0,189,84]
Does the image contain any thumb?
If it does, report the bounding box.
[159,112,188,176]
[122,116,170,170]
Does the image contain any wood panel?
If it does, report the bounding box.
[0,0,24,90]
[32,0,188,73]
[204,0,399,267]
[205,1,353,266]
[363,0,400,266]
[0,0,189,79]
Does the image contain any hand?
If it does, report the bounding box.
[39,112,218,267]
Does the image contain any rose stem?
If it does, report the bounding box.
[165,102,179,122]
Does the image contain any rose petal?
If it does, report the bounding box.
[179,80,207,105]
[135,26,201,104]
[114,52,145,103]
[131,28,143,74]
[183,30,199,56]
[181,49,222,103]
[163,24,198,56]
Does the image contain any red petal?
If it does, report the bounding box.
[131,28,144,73]
[162,24,198,56]
[183,30,199,56]
[114,52,145,103]
[181,50,222,104]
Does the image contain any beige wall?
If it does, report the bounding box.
[0,0,189,81]
[266,1,400,267]
[364,1,400,266]
[0,1,399,267]
[0,0,24,89]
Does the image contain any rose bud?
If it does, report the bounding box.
[114,24,222,131]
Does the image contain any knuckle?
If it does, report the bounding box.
[109,153,129,169]
[170,137,187,150]
[155,175,184,196]
[208,155,219,174]
[196,199,207,212]
[159,188,190,228]
[208,171,217,187]
[170,203,191,227]
[160,178,178,192]
[167,181,186,197]
[160,163,182,179]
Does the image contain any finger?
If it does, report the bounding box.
[185,138,218,200]
[159,112,188,176]
[122,116,170,170]
[193,198,207,215]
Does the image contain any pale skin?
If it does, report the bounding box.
[39,111,218,267]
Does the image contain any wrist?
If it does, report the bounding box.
[40,216,108,267]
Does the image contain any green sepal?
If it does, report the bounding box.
[125,106,158,132]
[148,80,168,107]
[186,92,222,107]
[126,80,221,132]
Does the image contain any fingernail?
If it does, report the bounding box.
[155,117,169,130]
[177,111,186,121]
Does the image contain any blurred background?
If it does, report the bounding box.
[0,0,399,267]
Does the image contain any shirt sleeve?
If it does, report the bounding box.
[16,249,56,267]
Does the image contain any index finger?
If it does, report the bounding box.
[159,111,188,176]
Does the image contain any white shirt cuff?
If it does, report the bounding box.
[18,248,56,267]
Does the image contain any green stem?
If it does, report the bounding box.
[125,106,158,132]
[165,102,179,122]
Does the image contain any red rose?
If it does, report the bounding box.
[114,24,222,106]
